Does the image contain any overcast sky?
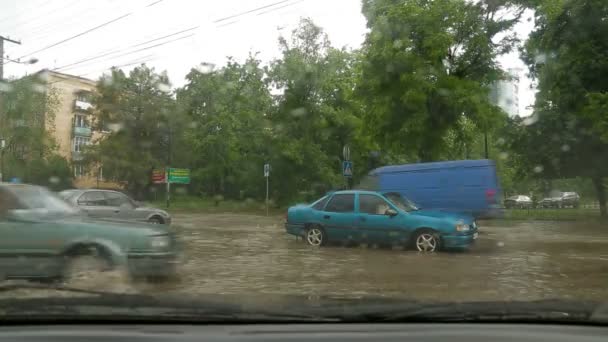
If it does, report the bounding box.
[0,0,535,115]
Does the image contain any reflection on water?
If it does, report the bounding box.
[149,214,608,301]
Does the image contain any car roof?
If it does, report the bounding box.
[370,159,495,175]
[328,190,384,196]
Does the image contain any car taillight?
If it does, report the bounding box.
[486,189,497,203]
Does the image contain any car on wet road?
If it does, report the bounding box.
[0,183,178,281]
[285,190,478,252]
[505,195,533,209]
[59,189,172,225]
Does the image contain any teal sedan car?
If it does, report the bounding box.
[285,190,478,252]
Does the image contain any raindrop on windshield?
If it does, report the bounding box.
[37,71,50,82]
[196,62,215,74]
[534,53,547,64]
[31,83,46,93]
[107,123,124,132]
[157,82,171,93]
[0,82,13,92]
[290,107,307,117]
[522,114,538,126]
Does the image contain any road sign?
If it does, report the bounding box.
[152,169,166,184]
[167,168,190,184]
[342,161,353,177]
[342,145,351,161]
[264,163,270,177]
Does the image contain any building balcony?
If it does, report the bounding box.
[73,126,92,136]
[74,100,93,112]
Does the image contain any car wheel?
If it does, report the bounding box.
[63,254,112,285]
[305,225,326,247]
[413,229,440,252]
[148,216,164,224]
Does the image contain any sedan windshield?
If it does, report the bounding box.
[383,192,419,212]
[11,186,79,215]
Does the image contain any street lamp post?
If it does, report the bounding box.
[0,138,5,183]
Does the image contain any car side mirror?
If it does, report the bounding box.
[385,208,398,217]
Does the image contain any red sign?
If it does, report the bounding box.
[152,169,166,184]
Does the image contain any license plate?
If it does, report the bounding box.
[473,232,478,240]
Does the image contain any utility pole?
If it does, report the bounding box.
[0,35,22,81]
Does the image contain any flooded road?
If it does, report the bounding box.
[141,213,608,301]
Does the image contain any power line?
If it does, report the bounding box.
[256,0,304,16]
[53,26,199,71]
[8,0,82,35]
[16,13,132,60]
[213,0,292,23]
[0,0,51,30]
[14,0,164,61]
[215,0,305,29]
[60,33,195,73]
[22,1,124,42]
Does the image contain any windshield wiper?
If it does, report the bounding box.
[308,300,605,324]
[0,282,134,296]
[0,286,336,323]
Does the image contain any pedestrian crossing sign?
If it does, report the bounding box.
[342,161,353,177]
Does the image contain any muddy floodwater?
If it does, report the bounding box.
[7,213,606,301]
[136,213,608,302]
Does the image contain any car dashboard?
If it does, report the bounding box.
[0,323,605,342]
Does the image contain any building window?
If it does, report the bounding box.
[76,93,91,102]
[74,114,89,128]
[74,164,85,178]
[73,136,90,152]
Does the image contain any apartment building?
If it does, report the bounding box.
[39,70,117,189]
[490,68,522,117]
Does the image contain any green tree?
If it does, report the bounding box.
[268,18,367,203]
[177,56,272,200]
[358,0,523,161]
[85,65,175,198]
[0,73,71,187]
[515,0,608,217]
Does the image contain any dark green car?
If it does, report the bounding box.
[0,183,178,281]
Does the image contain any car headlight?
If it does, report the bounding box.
[149,235,170,249]
[455,220,470,232]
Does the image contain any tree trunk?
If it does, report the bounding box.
[592,176,607,219]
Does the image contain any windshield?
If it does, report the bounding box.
[383,192,419,212]
[10,186,79,215]
[0,0,607,324]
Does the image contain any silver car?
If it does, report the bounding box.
[59,189,171,225]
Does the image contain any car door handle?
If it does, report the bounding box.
[114,210,120,213]
[359,216,367,222]
[323,215,331,219]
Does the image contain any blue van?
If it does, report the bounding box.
[359,159,502,218]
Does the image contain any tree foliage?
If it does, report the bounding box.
[0,74,71,188]
[358,0,521,161]
[84,65,174,198]
[511,0,608,216]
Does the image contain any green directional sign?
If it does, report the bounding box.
[167,168,190,184]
